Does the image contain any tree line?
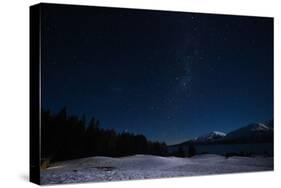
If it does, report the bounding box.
[41,108,169,163]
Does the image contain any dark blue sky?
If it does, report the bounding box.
[41,4,273,145]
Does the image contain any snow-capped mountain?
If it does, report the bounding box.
[192,131,226,143]
[223,123,273,143]
[171,120,273,147]
[168,120,273,155]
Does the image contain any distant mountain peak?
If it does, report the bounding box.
[193,131,226,143]
[211,131,227,136]
[246,123,270,131]
[223,122,273,143]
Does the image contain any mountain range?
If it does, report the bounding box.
[171,120,273,147]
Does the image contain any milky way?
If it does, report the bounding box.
[42,4,273,144]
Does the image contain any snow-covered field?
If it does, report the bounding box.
[40,154,273,185]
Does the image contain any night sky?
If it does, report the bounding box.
[41,4,273,145]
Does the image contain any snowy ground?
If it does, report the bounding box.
[40,154,273,185]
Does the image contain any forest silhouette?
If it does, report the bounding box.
[41,107,173,163]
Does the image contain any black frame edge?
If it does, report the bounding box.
[30,3,41,185]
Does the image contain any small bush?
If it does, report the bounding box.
[40,158,51,169]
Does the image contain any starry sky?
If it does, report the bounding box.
[41,4,273,145]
